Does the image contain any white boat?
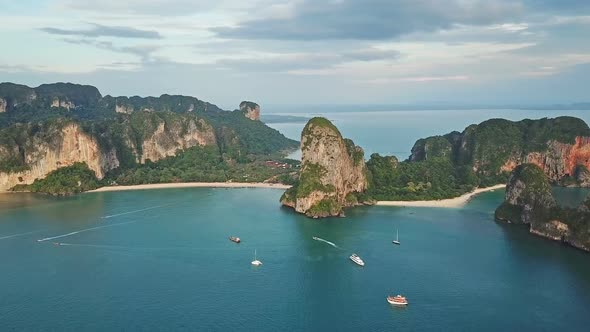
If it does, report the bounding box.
[387,295,408,305]
[349,253,365,266]
[251,249,262,266]
[312,236,320,241]
[392,229,400,245]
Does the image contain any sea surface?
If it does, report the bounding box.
[1,109,590,331]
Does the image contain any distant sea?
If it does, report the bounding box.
[1,109,590,331]
[266,109,590,159]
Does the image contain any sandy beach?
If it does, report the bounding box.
[88,182,293,193]
[375,184,505,208]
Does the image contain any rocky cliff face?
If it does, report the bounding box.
[140,117,217,163]
[0,122,118,191]
[240,101,260,121]
[280,117,367,217]
[410,117,590,186]
[495,163,590,252]
[498,136,590,185]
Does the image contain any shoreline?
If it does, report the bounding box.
[87,182,293,193]
[375,184,505,208]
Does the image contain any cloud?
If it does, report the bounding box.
[215,48,400,72]
[212,0,525,40]
[40,23,161,39]
[62,39,160,61]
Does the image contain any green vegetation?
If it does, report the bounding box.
[11,162,99,196]
[301,117,341,144]
[308,198,341,217]
[366,154,478,200]
[0,82,299,193]
[294,163,335,198]
[370,116,590,201]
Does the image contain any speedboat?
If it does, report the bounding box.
[349,253,365,266]
[251,249,262,266]
[387,295,408,305]
[229,236,241,243]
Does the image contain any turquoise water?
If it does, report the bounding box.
[1,188,590,331]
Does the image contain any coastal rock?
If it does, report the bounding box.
[280,117,368,218]
[495,163,590,252]
[0,122,118,191]
[240,101,260,121]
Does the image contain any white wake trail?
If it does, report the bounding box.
[38,214,160,242]
[0,230,42,240]
[312,236,341,249]
[101,203,175,219]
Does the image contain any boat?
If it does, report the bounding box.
[251,249,262,266]
[387,295,408,305]
[229,236,241,243]
[349,253,365,266]
[312,236,319,241]
[392,229,400,245]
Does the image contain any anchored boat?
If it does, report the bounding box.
[387,295,408,305]
[392,229,400,245]
[229,236,241,243]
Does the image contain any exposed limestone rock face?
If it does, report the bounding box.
[0,98,6,113]
[0,123,118,191]
[240,101,260,121]
[280,117,367,218]
[496,164,556,225]
[495,163,590,252]
[140,118,216,163]
[50,97,75,110]
[115,104,134,114]
[498,137,590,186]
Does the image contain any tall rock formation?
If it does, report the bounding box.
[0,82,298,192]
[280,117,368,217]
[409,117,590,186]
[240,101,260,121]
[495,163,590,252]
[0,122,119,191]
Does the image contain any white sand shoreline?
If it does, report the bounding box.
[87,182,293,193]
[375,184,505,208]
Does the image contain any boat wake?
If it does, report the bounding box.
[0,230,42,241]
[37,215,160,242]
[101,202,175,219]
[312,236,341,249]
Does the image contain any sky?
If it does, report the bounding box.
[1,0,590,109]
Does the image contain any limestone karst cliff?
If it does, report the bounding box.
[495,163,590,252]
[409,117,590,187]
[0,82,298,191]
[240,101,260,121]
[280,117,367,217]
[0,121,118,191]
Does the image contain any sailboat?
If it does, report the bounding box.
[251,249,262,266]
[392,229,400,245]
